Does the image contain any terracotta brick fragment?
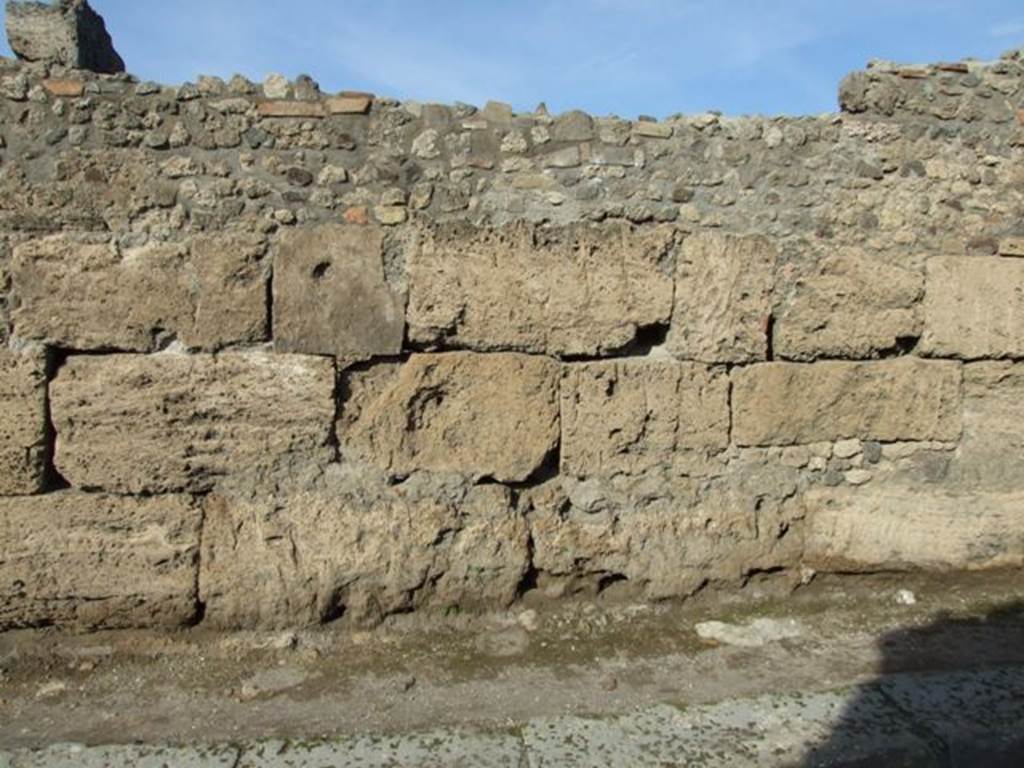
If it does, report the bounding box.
[343,206,369,225]
[42,78,85,97]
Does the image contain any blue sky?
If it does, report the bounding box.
[2,1,1023,117]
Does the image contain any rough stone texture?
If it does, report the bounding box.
[0,44,1023,631]
[273,224,405,359]
[0,347,48,495]
[5,0,125,73]
[10,744,239,767]
[946,362,1024,492]
[200,466,529,628]
[665,232,775,363]
[0,492,201,630]
[9,233,268,352]
[407,222,676,356]
[732,360,963,446]
[919,256,1024,359]
[50,353,335,493]
[237,733,523,768]
[804,488,1024,571]
[774,251,924,360]
[338,352,559,483]
[524,463,803,600]
[560,360,729,477]
[523,693,932,768]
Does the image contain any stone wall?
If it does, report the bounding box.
[1,28,1024,630]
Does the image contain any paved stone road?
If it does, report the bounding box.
[4,667,1021,767]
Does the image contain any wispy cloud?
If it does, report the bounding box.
[990,19,1024,38]
[3,0,1020,117]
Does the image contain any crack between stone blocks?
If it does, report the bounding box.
[189,493,208,627]
[41,347,71,492]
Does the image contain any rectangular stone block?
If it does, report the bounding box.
[805,488,1024,571]
[51,352,335,494]
[732,360,962,446]
[633,121,673,138]
[273,224,405,359]
[999,237,1024,257]
[41,78,84,97]
[407,222,676,357]
[920,256,1024,359]
[774,251,923,360]
[325,94,372,114]
[338,352,559,483]
[666,232,776,364]
[0,492,201,630]
[256,100,325,118]
[560,360,729,476]
[946,362,1024,492]
[10,232,268,352]
[0,348,48,495]
[201,469,528,628]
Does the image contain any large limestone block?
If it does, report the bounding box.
[0,348,48,495]
[946,362,1024,492]
[525,464,803,600]
[338,352,559,483]
[560,360,729,477]
[51,353,335,494]
[9,233,268,352]
[273,224,405,359]
[805,488,1024,571]
[774,252,924,360]
[732,360,962,446]
[5,0,125,73]
[920,256,1024,359]
[407,222,676,356]
[200,467,529,628]
[666,232,776,363]
[0,492,201,630]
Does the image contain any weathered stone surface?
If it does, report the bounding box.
[0,492,201,630]
[999,237,1024,257]
[5,0,125,73]
[0,348,48,495]
[51,353,335,494]
[273,224,404,358]
[775,251,924,360]
[920,256,1024,359]
[560,360,729,477]
[338,352,559,483]
[200,467,529,628]
[805,488,1024,571]
[945,362,1024,492]
[407,222,676,356]
[665,232,775,364]
[325,94,373,114]
[732,360,962,446]
[525,464,802,600]
[256,101,325,118]
[10,233,268,352]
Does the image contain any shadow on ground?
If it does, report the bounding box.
[802,601,1024,767]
